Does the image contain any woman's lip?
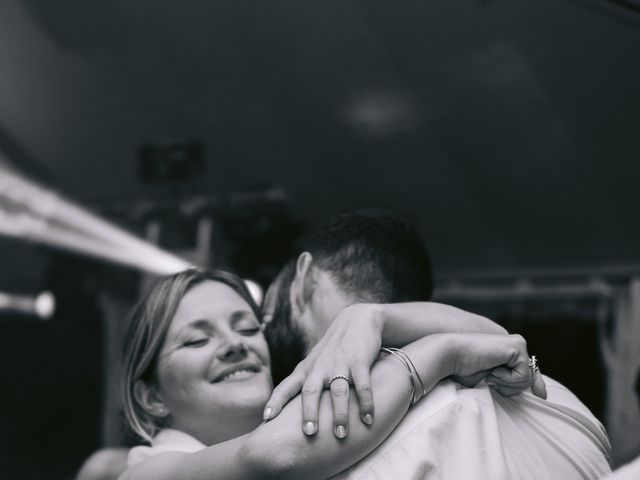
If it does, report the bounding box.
[211,364,261,383]
[218,369,259,382]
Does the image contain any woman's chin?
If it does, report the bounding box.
[213,374,272,409]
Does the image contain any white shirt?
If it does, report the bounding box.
[601,456,640,480]
[334,376,611,479]
[127,376,611,480]
[127,428,206,467]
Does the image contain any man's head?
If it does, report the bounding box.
[264,211,433,383]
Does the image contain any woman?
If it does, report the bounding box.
[120,268,539,480]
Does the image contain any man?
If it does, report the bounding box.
[264,211,611,479]
[264,210,435,385]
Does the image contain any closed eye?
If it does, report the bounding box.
[182,338,209,348]
[236,327,261,336]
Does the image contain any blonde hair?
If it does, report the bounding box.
[121,269,261,443]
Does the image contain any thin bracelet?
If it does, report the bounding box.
[381,347,423,406]
[380,348,415,405]
[388,348,427,402]
[382,347,427,406]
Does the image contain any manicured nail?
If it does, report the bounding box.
[363,413,373,426]
[303,421,317,435]
[263,407,272,421]
[335,425,347,439]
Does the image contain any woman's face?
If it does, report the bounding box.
[154,280,273,444]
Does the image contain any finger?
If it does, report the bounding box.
[329,376,350,439]
[489,383,529,397]
[454,370,492,388]
[490,365,532,386]
[263,372,303,421]
[531,369,548,399]
[487,372,531,389]
[351,365,374,426]
[301,374,323,436]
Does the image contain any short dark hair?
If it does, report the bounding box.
[265,211,433,384]
[263,260,307,385]
[297,211,433,303]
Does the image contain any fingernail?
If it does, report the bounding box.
[263,407,272,421]
[303,421,317,435]
[335,425,347,438]
[363,413,373,426]
[486,380,497,388]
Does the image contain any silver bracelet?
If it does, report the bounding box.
[381,347,427,406]
[389,348,427,405]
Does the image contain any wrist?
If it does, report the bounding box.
[368,303,385,335]
[349,303,384,337]
[428,333,461,378]
[369,303,392,342]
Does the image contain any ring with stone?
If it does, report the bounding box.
[529,355,540,374]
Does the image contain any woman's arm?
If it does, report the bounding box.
[373,302,508,344]
[264,302,514,435]
[119,333,448,480]
[253,334,538,480]
[120,334,533,480]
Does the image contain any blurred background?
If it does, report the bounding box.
[0,0,639,478]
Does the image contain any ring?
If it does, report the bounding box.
[328,374,350,386]
[529,355,540,374]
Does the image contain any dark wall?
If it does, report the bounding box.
[0,255,104,480]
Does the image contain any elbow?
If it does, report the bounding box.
[494,323,508,335]
[476,314,507,335]
[243,432,299,480]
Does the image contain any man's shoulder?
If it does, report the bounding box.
[334,380,504,479]
[336,376,612,480]
[497,374,610,453]
[489,374,612,478]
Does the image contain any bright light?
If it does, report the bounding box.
[0,290,56,320]
[244,279,264,306]
[34,291,56,320]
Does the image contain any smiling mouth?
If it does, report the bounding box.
[212,365,261,383]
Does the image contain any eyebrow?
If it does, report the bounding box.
[182,318,214,332]
[182,310,257,330]
[231,310,260,324]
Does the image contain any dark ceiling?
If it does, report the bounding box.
[1,0,639,273]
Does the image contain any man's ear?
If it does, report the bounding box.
[290,252,315,317]
[134,380,170,418]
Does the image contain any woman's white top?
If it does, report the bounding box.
[127,428,206,467]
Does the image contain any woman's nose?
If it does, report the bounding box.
[216,334,248,362]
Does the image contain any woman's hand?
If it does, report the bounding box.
[448,333,547,399]
[263,304,385,438]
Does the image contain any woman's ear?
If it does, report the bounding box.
[290,252,315,317]
[134,380,170,418]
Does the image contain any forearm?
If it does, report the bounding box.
[119,440,254,480]
[249,334,454,479]
[375,302,507,346]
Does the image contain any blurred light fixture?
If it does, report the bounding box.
[341,89,420,137]
[0,160,193,274]
[0,290,55,320]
